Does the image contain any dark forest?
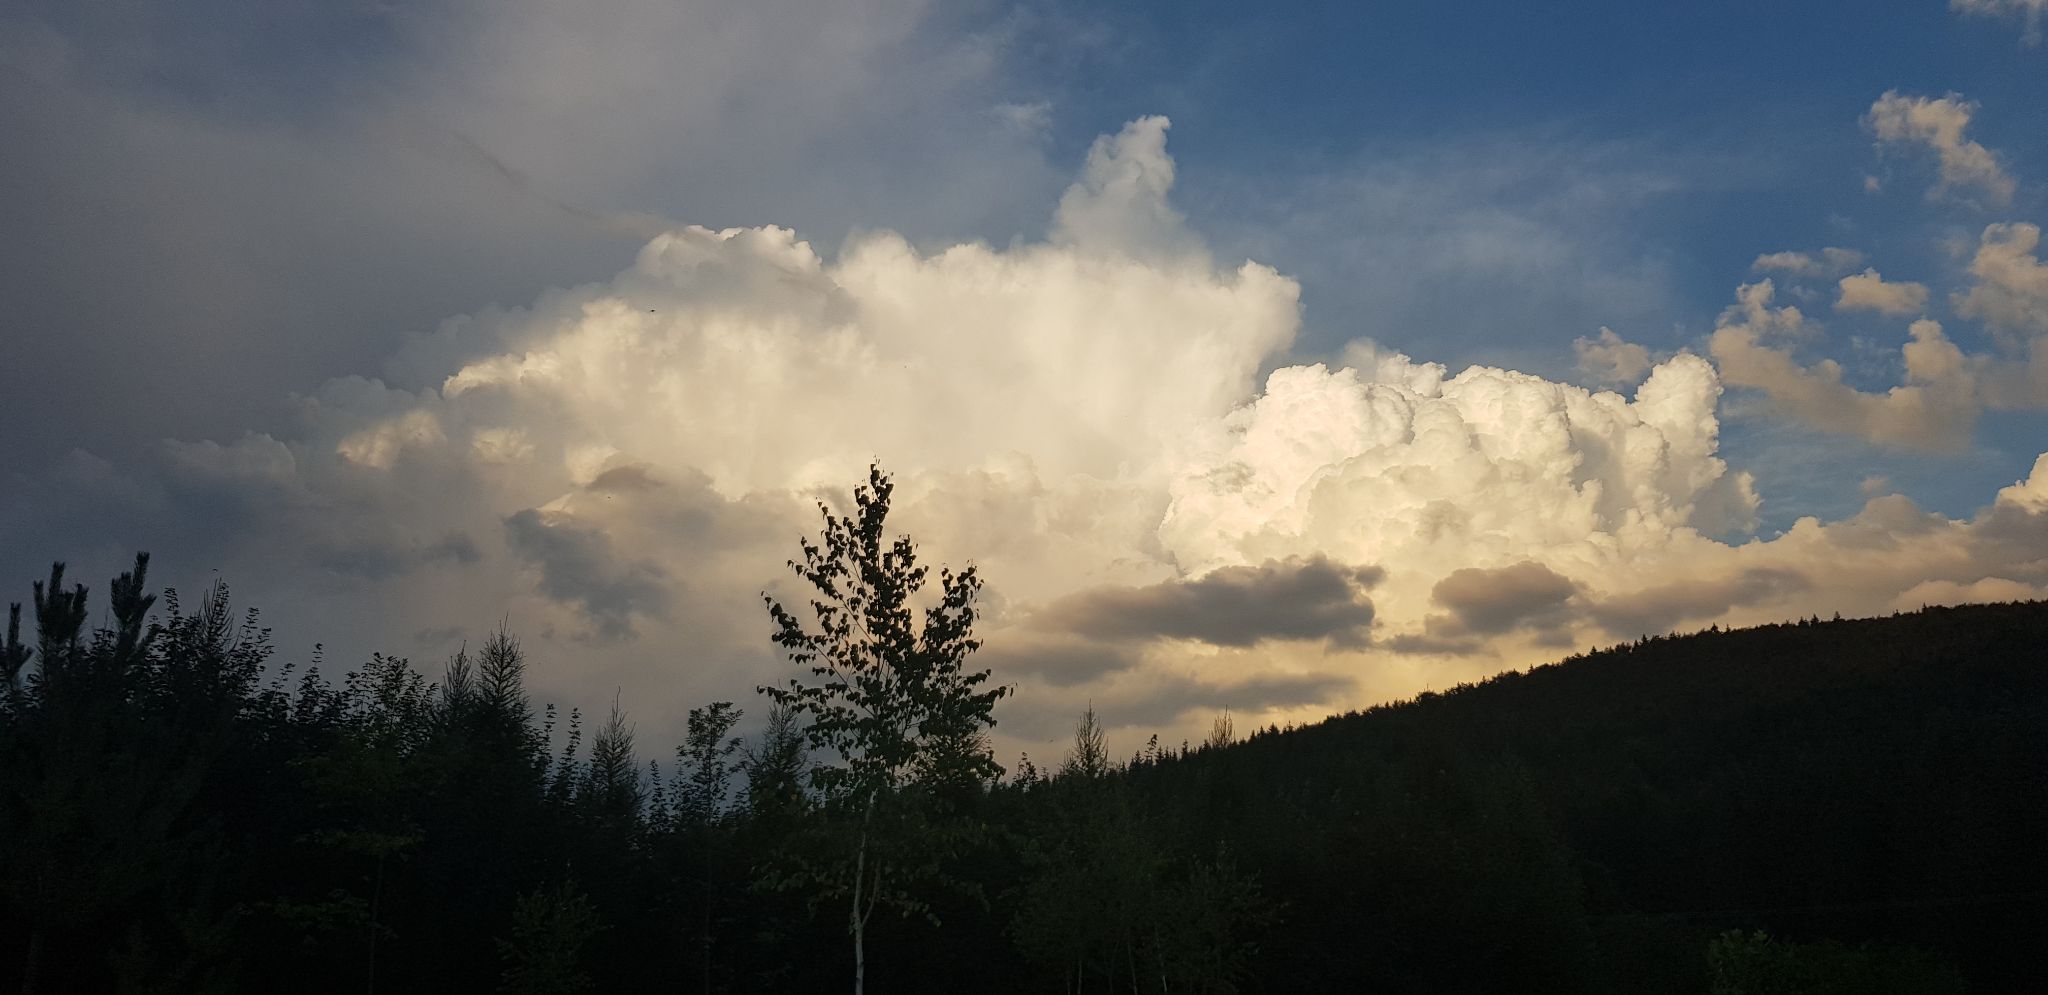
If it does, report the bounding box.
[3,474,2043,993]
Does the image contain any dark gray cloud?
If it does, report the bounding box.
[0,0,1069,474]
[977,632,1143,689]
[311,532,481,580]
[1108,671,1355,732]
[1390,561,1582,655]
[1430,561,1580,635]
[1036,557,1383,649]
[1384,631,1489,656]
[586,464,665,493]
[503,509,667,641]
[1972,501,2048,579]
[1003,669,1355,741]
[1587,567,1809,638]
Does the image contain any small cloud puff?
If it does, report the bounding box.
[1752,247,1865,279]
[1573,327,1653,385]
[1865,91,2015,205]
[1954,222,2048,338]
[992,101,1054,138]
[1836,268,1930,315]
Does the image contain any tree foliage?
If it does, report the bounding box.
[757,463,1010,992]
[0,536,2043,993]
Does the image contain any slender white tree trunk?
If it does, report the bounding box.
[852,829,866,995]
[852,795,873,995]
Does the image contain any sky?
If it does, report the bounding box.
[3,0,2047,758]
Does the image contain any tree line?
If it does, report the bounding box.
[2,465,2044,992]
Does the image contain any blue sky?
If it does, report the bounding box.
[3,0,2045,747]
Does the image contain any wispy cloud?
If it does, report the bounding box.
[1952,0,2048,46]
[1866,91,2015,205]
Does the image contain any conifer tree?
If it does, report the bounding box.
[742,702,809,827]
[1057,703,1111,781]
[582,696,643,835]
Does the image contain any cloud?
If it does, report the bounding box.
[992,101,1054,139]
[1429,561,1580,635]
[1865,91,2015,205]
[503,509,667,641]
[1050,116,1200,261]
[1034,556,1383,650]
[1836,269,1930,315]
[0,0,1077,472]
[0,116,1313,741]
[1709,281,1979,450]
[1587,568,1809,638]
[1892,576,2048,610]
[1162,345,1763,589]
[1752,247,1866,278]
[1955,222,2048,338]
[978,632,1143,689]
[7,113,2048,757]
[1711,222,2048,449]
[1393,561,1582,655]
[1004,668,1357,741]
[1952,0,2048,45]
[1574,327,1653,385]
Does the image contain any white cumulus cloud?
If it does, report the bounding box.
[8,117,2048,753]
[1956,222,2048,339]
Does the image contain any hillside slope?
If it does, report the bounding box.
[1125,602,2048,992]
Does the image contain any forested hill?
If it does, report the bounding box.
[1132,601,2048,993]
[2,547,2044,993]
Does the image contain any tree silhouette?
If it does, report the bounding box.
[1056,703,1111,782]
[758,463,1009,994]
[497,879,603,995]
[0,550,2040,992]
[742,703,809,829]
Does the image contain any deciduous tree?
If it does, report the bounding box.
[758,464,1008,994]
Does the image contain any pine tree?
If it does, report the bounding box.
[742,703,809,828]
[669,701,744,989]
[1056,703,1111,781]
[582,695,643,836]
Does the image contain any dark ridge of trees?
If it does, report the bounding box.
[2,493,2046,991]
